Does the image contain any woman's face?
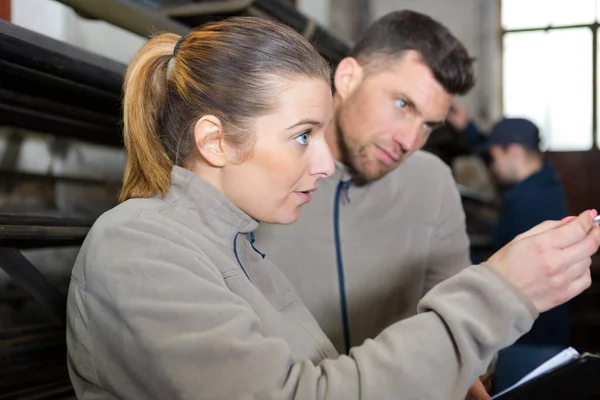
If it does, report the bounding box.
[221,77,334,224]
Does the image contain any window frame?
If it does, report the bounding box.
[501,4,599,150]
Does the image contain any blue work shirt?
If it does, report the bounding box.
[461,121,571,346]
[494,163,571,346]
[494,162,569,251]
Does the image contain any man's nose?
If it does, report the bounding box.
[392,119,423,153]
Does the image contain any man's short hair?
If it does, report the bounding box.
[349,10,476,95]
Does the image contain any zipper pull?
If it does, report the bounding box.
[249,232,266,259]
[342,180,352,204]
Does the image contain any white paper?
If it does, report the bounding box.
[490,347,580,399]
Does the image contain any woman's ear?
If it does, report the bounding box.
[194,116,226,167]
[333,57,364,100]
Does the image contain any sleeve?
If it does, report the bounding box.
[462,121,492,165]
[462,121,488,149]
[423,163,472,295]
[69,213,536,400]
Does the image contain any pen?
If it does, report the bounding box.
[595,215,600,225]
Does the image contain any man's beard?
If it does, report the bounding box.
[335,123,398,187]
[336,127,368,186]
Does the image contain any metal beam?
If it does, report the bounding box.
[251,0,349,64]
[161,0,254,17]
[0,213,94,227]
[0,247,67,324]
[0,213,93,247]
[0,225,90,246]
[0,325,72,397]
[0,20,124,147]
[0,169,121,188]
[55,0,190,37]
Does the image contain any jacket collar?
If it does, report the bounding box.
[164,166,259,247]
[331,159,354,182]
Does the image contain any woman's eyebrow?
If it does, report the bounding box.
[286,119,322,130]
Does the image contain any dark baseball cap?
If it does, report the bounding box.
[476,118,541,153]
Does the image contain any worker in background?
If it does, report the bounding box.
[448,103,571,391]
[254,10,490,398]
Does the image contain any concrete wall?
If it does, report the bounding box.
[11,0,146,64]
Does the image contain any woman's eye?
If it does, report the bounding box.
[295,132,309,145]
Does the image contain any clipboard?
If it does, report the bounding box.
[492,353,600,400]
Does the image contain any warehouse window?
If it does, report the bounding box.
[502,0,598,151]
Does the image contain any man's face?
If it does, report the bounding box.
[335,51,452,184]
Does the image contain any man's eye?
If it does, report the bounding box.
[395,99,408,109]
[295,132,309,145]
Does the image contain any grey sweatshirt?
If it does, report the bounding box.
[255,151,472,352]
[67,165,537,400]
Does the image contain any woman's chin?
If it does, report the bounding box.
[263,208,301,225]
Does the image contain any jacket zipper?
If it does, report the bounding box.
[334,179,352,354]
[233,232,251,281]
[233,232,266,282]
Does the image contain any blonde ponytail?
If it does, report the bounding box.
[118,33,180,203]
[118,18,330,203]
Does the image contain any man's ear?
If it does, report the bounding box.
[193,115,226,167]
[333,57,364,100]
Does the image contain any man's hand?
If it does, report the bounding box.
[465,376,491,400]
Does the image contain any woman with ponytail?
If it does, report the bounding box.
[67,16,600,400]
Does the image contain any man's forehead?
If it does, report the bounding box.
[369,53,439,88]
[365,58,451,116]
